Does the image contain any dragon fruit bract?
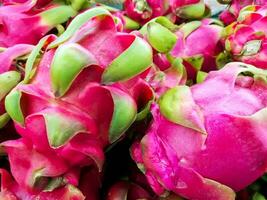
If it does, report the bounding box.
[0,44,33,128]
[170,0,208,20]
[131,62,267,200]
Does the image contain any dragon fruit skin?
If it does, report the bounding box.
[223,5,267,69]
[131,62,267,199]
[124,0,170,24]
[2,7,153,196]
[0,0,77,47]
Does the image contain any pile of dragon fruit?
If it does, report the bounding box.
[1,0,267,199]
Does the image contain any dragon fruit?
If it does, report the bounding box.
[131,62,267,200]
[0,0,52,7]
[0,0,78,47]
[2,7,152,196]
[218,0,267,25]
[124,0,170,24]
[141,17,223,80]
[170,18,223,79]
[0,44,33,128]
[1,138,101,199]
[170,0,209,20]
[222,4,267,69]
[0,165,99,200]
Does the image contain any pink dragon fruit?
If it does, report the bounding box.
[222,4,267,69]
[0,165,99,200]
[170,18,223,79]
[170,0,209,20]
[0,0,52,7]
[0,44,33,128]
[1,137,101,200]
[124,0,170,24]
[141,17,223,80]
[2,7,152,196]
[0,0,78,47]
[131,62,267,200]
[218,0,267,25]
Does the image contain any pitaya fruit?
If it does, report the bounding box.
[1,138,82,192]
[170,18,223,79]
[0,0,52,7]
[170,0,209,20]
[0,0,78,47]
[1,138,101,200]
[222,4,267,69]
[124,0,170,24]
[0,165,98,200]
[218,0,267,25]
[141,17,223,80]
[2,7,152,196]
[0,44,33,128]
[131,62,267,200]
